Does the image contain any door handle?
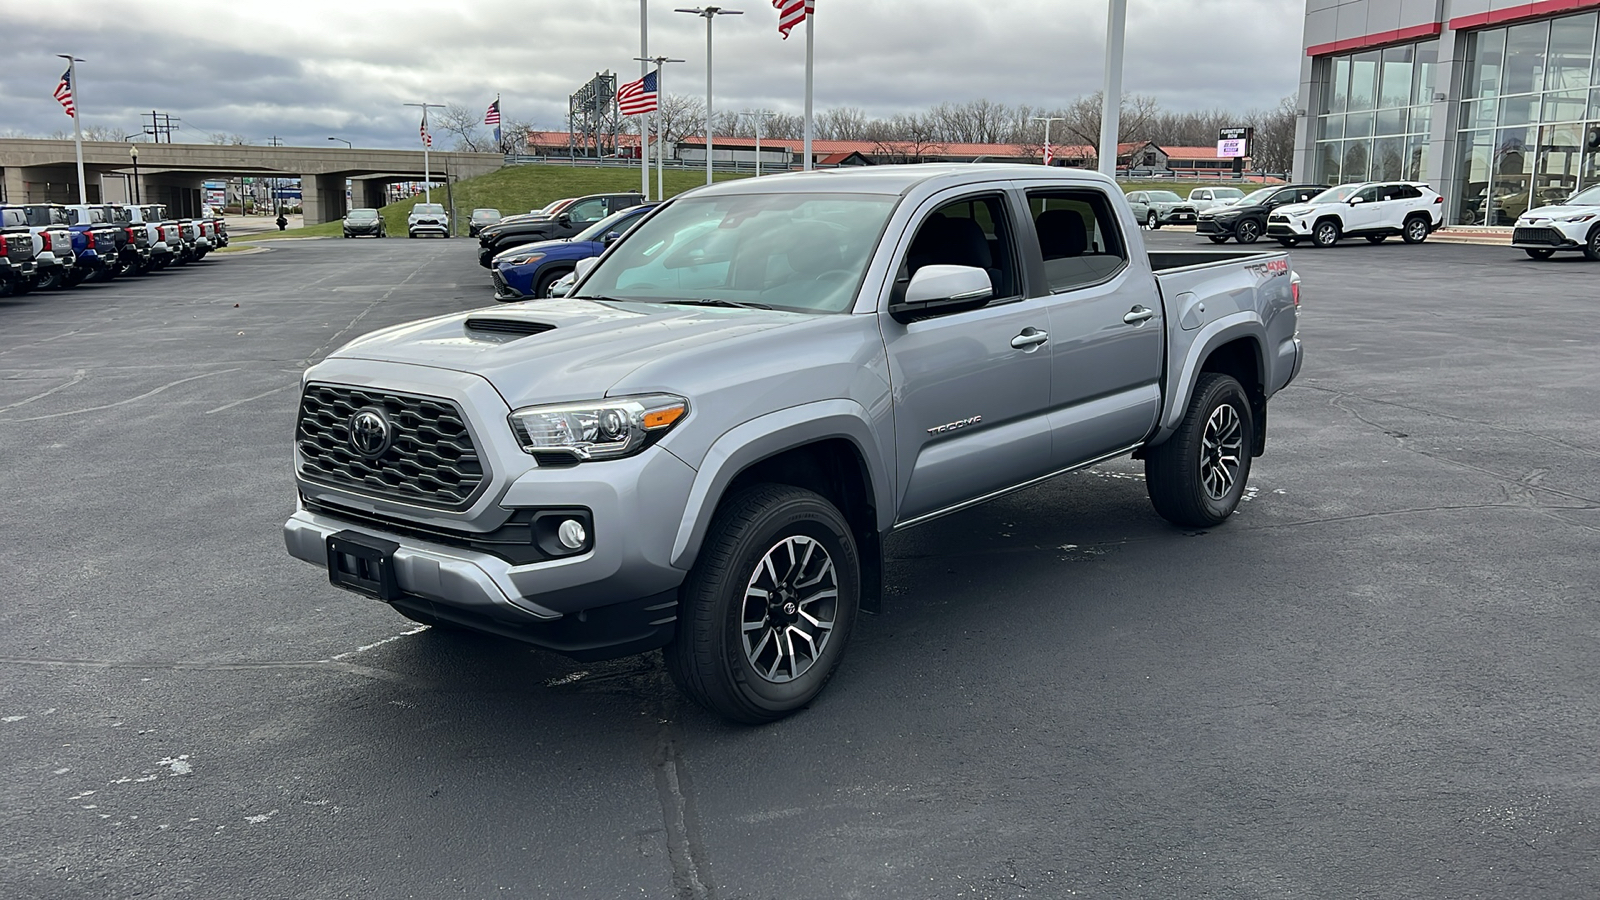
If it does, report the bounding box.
[1123,306,1156,324]
[1011,328,1050,349]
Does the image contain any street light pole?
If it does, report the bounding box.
[676,6,743,186]
[328,137,352,149]
[1031,116,1066,166]
[129,145,140,204]
[1098,0,1128,178]
[403,101,445,202]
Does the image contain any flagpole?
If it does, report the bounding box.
[803,11,813,172]
[640,0,651,198]
[656,65,665,199]
[59,54,87,205]
[405,101,443,203]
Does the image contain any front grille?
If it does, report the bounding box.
[1196,220,1222,233]
[1268,214,1290,223]
[490,270,515,295]
[296,384,487,510]
[1513,226,1565,246]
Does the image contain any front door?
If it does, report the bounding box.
[882,190,1054,523]
[1024,187,1166,468]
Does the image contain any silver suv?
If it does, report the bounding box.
[407,203,449,238]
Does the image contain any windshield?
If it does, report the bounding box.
[347,209,379,221]
[141,205,167,220]
[414,204,445,214]
[1562,185,1600,205]
[573,206,650,242]
[1308,184,1364,204]
[1235,187,1276,205]
[1212,188,1245,200]
[22,206,70,226]
[578,192,897,314]
[1147,191,1182,203]
[471,209,501,221]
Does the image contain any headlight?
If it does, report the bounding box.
[1557,213,1596,223]
[508,394,688,462]
[497,251,545,266]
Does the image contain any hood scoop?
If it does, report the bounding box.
[463,317,557,342]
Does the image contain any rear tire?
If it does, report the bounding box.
[666,485,861,724]
[1402,215,1430,245]
[1584,227,1600,261]
[1145,373,1255,528]
[1525,248,1556,260]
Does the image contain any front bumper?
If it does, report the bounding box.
[410,221,448,235]
[492,266,530,300]
[282,362,698,659]
[1196,218,1234,235]
[1159,208,1197,225]
[1512,224,1585,249]
[1267,218,1312,237]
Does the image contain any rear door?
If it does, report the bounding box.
[882,188,1054,523]
[1023,187,1165,468]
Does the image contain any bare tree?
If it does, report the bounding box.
[815,106,870,140]
[1060,92,1162,159]
[655,93,707,147]
[865,113,946,163]
[930,99,1014,144]
[435,102,494,152]
[208,132,251,145]
[1246,96,1298,175]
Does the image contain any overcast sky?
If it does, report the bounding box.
[3,0,1304,148]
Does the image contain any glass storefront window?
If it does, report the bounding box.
[1405,135,1430,182]
[1501,21,1551,97]
[1329,57,1351,114]
[1412,105,1433,138]
[1499,93,1541,126]
[1374,137,1405,181]
[1545,89,1588,123]
[1376,107,1409,136]
[1465,28,1507,99]
[1380,45,1415,110]
[1458,130,1496,224]
[1534,122,1584,207]
[1342,139,1372,182]
[1318,115,1343,141]
[1349,50,1380,112]
[1462,99,1499,130]
[1547,12,1596,91]
[1414,41,1439,106]
[1345,111,1374,138]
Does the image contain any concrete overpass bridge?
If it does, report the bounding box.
[0,139,503,224]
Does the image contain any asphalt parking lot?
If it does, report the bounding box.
[2,232,1596,899]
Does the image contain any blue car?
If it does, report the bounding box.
[492,203,657,301]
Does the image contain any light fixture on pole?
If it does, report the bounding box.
[128,145,140,205]
[675,6,743,186]
[328,137,351,149]
[1098,0,1128,178]
[745,111,769,177]
[1031,116,1066,166]
[403,101,445,202]
[635,55,686,201]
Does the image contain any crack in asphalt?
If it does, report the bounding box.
[0,368,243,423]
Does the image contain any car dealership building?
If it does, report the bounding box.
[1296,0,1600,225]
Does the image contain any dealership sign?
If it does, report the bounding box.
[1217,126,1253,159]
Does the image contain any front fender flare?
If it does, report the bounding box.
[669,399,894,570]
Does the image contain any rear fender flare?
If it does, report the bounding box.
[669,400,894,570]
[1150,313,1267,447]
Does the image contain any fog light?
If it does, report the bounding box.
[557,519,587,550]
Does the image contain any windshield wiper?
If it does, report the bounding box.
[661,298,774,310]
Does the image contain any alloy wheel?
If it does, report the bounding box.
[1200,403,1244,502]
[1236,220,1260,243]
[740,534,839,684]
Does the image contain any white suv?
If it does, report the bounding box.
[1267,182,1443,248]
[1512,184,1600,260]
[407,203,450,238]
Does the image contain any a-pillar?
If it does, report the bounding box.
[299,174,349,226]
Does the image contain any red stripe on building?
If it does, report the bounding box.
[1450,0,1600,30]
[1307,22,1443,57]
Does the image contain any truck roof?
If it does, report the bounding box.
[687,163,1120,198]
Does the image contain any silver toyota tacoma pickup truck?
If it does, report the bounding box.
[285,165,1302,723]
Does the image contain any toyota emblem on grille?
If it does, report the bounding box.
[348,408,392,457]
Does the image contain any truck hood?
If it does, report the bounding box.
[327,298,803,408]
[1517,203,1600,222]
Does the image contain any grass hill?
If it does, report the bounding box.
[267,165,748,239]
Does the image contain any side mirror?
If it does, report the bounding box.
[602,231,622,245]
[1349,196,1365,205]
[889,265,993,323]
[557,213,572,227]
[571,256,600,285]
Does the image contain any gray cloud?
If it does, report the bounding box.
[2,0,1303,148]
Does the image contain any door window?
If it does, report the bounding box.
[1026,190,1129,292]
[901,194,1019,304]
[566,198,606,223]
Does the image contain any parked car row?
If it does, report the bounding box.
[489,202,659,301]
[0,202,226,298]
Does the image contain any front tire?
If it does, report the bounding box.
[666,485,861,724]
[534,267,573,299]
[1145,373,1255,528]
[1311,219,1340,248]
[1524,248,1556,260]
[1147,211,1160,230]
[1234,219,1262,244]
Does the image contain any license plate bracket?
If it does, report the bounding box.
[326,531,402,602]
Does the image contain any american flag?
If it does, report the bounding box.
[53,67,76,118]
[617,71,659,116]
[1043,142,1054,166]
[420,115,432,148]
[484,99,501,126]
[773,0,814,39]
